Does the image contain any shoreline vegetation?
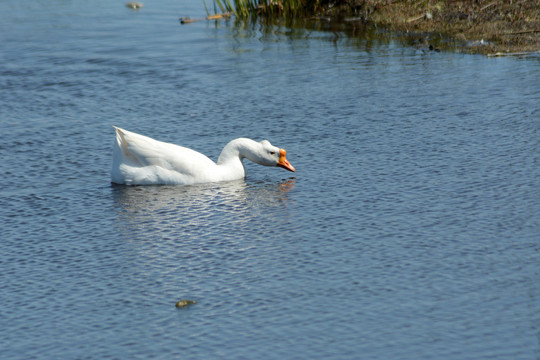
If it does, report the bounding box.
[198,0,540,56]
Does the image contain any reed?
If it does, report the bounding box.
[205,0,319,18]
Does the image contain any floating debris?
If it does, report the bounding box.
[180,17,201,24]
[206,13,232,20]
[467,39,492,47]
[125,2,143,10]
[407,12,432,23]
[311,16,331,22]
[175,299,197,308]
[180,13,232,25]
[487,51,540,58]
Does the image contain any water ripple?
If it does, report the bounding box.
[1,1,539,359]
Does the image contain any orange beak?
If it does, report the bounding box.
[277,148,295,172]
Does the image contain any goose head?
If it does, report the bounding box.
[257,140,296,172]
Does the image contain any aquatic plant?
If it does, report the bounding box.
[205,0,318,18]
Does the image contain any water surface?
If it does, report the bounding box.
[1,1,539,359]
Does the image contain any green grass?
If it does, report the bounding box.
[205,0,320,19]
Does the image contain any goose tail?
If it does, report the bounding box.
[111,126,142,184]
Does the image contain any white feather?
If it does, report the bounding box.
[111,127,294,185]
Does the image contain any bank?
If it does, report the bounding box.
[208,0,540,56]
[323,0,540,55]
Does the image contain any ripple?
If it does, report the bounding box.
[1,1,539,359]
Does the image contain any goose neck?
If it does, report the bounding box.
[217,138,260,165]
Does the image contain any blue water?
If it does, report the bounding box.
[1,1,539,359]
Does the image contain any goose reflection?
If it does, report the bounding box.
[112,178,296,239]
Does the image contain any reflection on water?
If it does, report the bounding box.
[110,179,297,291]
[222,16,440,54]
[112,179,296,240]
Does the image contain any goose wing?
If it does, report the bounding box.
[114,127,217,178]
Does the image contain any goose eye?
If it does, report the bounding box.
[269,151,275,155]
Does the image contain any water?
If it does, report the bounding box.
[1,1,539,359]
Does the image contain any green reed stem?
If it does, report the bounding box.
[207,0,318,19]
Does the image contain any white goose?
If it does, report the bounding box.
[111,127,295,185]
